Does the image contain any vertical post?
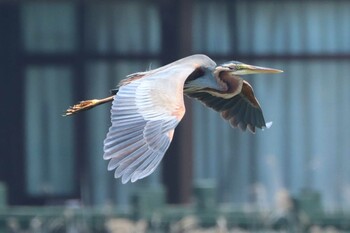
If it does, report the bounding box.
[177,0,194,204]
[0,3,25,205]
[74,1,90,203]
[132,185,166,219]
[160,0,194,204]
[194,180,216,212]
[0,183,7,208]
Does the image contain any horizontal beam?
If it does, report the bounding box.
[22,52,350,65]
[22,53,161,65]
[211,53,350,61]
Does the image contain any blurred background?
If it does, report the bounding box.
[1,0,350,232]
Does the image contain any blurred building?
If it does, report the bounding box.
[1,0,350,213]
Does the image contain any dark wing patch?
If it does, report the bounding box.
[187,81,267,133]
[240,80,261,108]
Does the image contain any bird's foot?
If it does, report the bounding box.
[63,99,99,116]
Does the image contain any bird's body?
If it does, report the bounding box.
[65,54,282,183]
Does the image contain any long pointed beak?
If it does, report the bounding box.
[237,64,283,75]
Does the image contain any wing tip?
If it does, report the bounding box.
[121,175,131,184]
[263,121,273,130]
[247,124,256,134]
[117,170,142,184]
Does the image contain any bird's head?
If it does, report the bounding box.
[184,60,283,95]
[215,61,283,75]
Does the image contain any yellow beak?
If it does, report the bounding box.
[236,64,283,75]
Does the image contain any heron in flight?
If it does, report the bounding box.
[65,54,282,183]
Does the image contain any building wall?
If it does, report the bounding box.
[3,0,350,210]
[192,1,350,211]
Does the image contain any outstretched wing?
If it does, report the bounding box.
[187,81,269,133]
[103,72,190,183]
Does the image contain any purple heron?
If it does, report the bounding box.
[65,54,282,183]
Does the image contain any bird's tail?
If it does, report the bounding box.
[64,95,114,116]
